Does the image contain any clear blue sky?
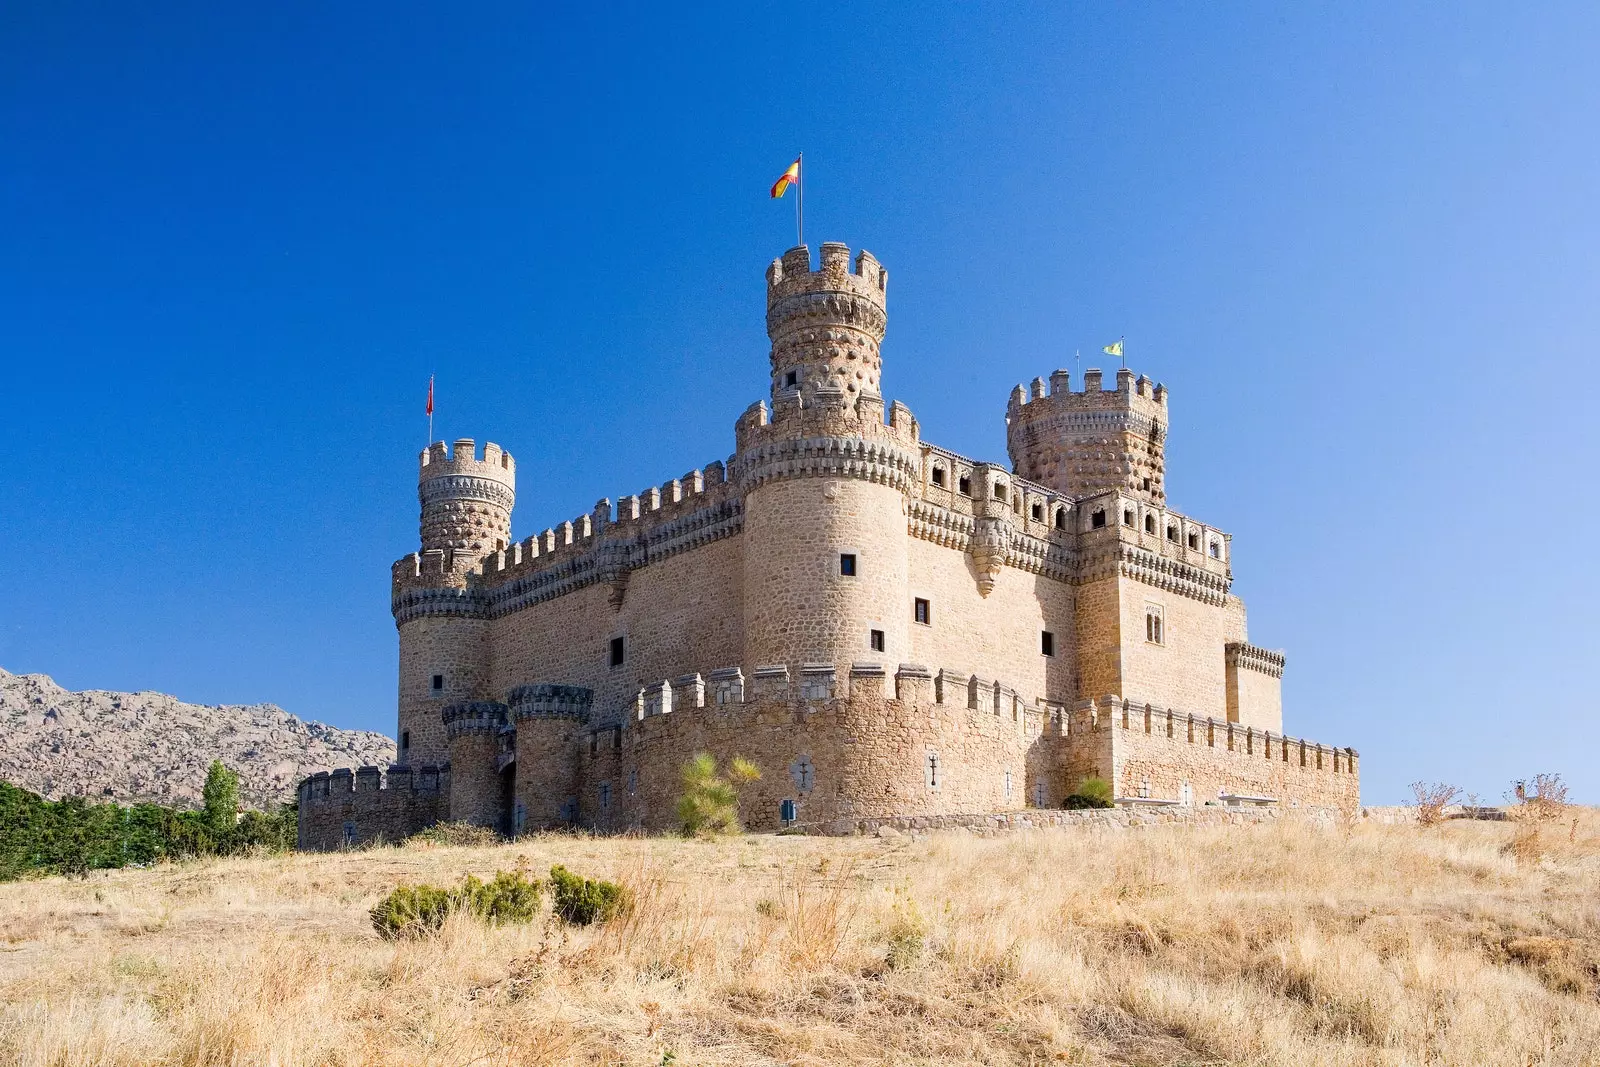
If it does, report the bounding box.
[2,4,1595,805]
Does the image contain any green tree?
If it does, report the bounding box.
[675,753,761,837]
[201,761,240,838]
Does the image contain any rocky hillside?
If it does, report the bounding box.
[0,668,394,810]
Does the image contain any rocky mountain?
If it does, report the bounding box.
[0,668,394,810]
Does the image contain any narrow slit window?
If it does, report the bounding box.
[609,636,625,667]
[1041,631,1055,657]
[914,598,931,626]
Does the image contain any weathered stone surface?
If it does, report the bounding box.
[0,668,392,809]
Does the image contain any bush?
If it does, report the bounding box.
[1064,776,1114,809]
[370,882,461,939]
[1509,774,1569,822]
[548,864,626,925]
[675,753,761,837]
[370,870,545,939]
[407,821,500,847]
[1410,781,1461,826]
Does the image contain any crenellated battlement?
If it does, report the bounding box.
[419,438,516,484]
[1007,367,1169,505]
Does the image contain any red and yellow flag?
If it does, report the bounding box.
[770,157,801,198]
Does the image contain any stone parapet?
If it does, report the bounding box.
[296,763,449,850]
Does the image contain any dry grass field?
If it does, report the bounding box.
[1,812,1598,1066]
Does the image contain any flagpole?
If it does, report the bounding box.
[427,374,434,446]
[796,151,804,247]
[1120,337,1125,370]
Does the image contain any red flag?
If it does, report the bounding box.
[426,376,434,417]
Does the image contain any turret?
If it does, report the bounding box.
[1006,367,1169,504]
[418,438,516,569]
[765,243,888,419]
[392,438,510,768]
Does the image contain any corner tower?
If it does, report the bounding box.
[1006,367,1168,504]
[391,438,514,768]
[766,242,888,417]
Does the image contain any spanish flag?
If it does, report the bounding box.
[1103,338,1124,358]
[771,157,801,198]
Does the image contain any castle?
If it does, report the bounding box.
[298,241,1357,848]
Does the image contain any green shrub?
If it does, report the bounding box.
[548,864,626,925]
[1064,777,1115,809]
[369,870,544,939]
[370,882,460,939]
[675,753,761,837]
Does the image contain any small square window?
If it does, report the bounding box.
[1041,631,1055,657]
[609,636,625,667]
[784,370,798,387]
[870,629,885,652]
[1092,509,1106,529]
[431,674,444,691]
[839,553,857,576]
[958,476,971,495]
[914,598,931,626]
[931,467,945,487]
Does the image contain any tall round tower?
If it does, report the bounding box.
[739,244,920,676]
[766,242,888,414]
[392,438,514,768]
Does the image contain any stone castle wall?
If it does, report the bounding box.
[297,765,448,850]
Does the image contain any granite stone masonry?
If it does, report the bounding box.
[299,242,1357,847]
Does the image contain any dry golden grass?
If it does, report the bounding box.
[3,812,1599,1066]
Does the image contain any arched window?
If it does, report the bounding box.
[1144,514,1156,534]
[1123,509,1135,527]
[1208,541,1221,559]
[1054,508,1066,529]
[1166,524,1179,542]
[1187,531,1199,550]
[1031,502,1042,521]
[1092,509,1107,529]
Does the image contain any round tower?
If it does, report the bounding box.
[509,684,592,831]
[392,438,513,769]
[766,242,888,414]
[740,244,919,676]
[1006,367,1168,504]
[419,438,516,562]
[443,701,510,830]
